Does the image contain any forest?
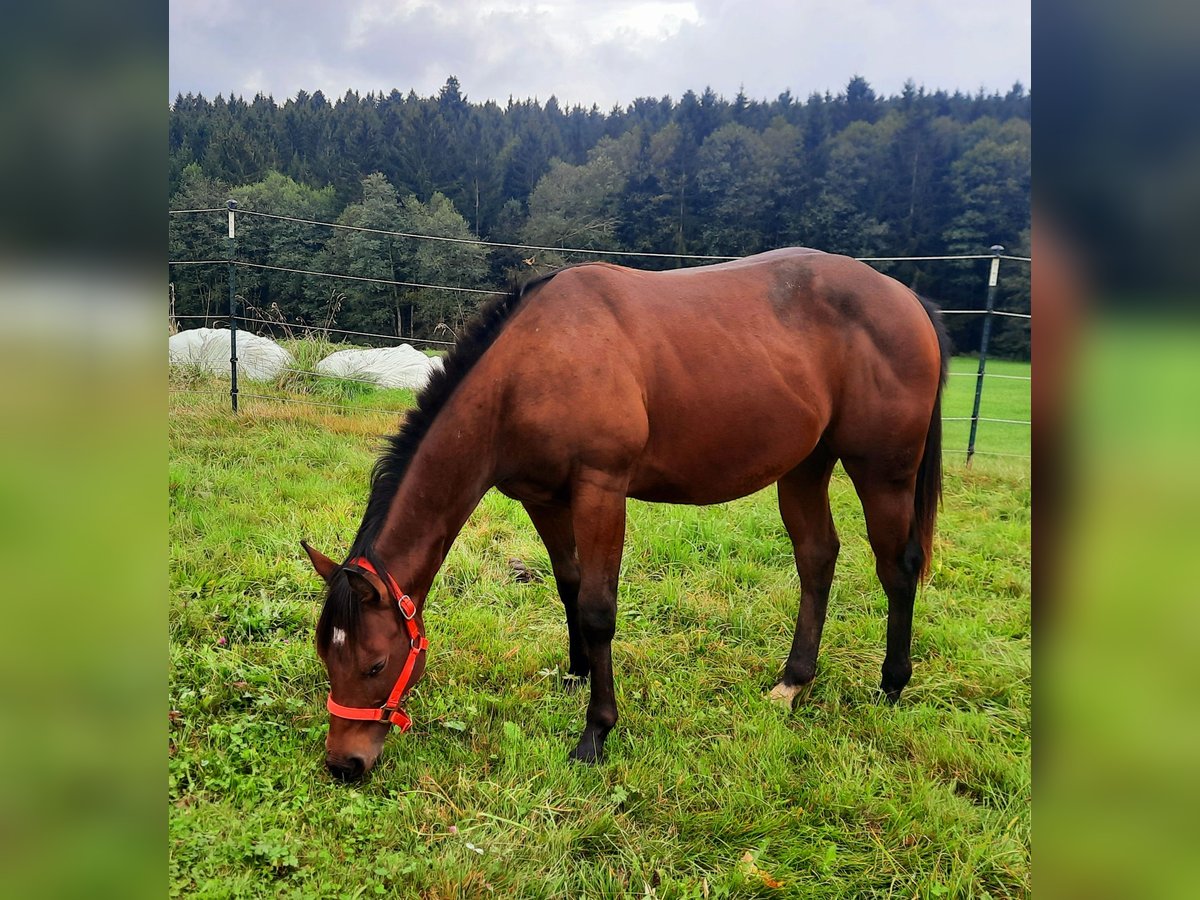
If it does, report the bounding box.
[169,75,1031,357]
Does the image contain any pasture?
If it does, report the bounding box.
[169,352,1030,898]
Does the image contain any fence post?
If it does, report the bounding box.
[227,199,239,413]
[966,244,1004,464]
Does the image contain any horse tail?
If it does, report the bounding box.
[913,294,950,581]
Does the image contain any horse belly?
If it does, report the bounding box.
[627,398,824,505]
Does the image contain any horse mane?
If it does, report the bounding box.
[317,269,561,651]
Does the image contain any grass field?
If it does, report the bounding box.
[939,357,1031,462]
[169,352,1030,898]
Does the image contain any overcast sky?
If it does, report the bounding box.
[169,0,1030,108]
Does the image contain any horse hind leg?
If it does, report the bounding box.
[522,502,588,683]
[842,459,923,704]
[771,448,840,710]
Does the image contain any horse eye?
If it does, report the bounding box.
[365,661,385,678]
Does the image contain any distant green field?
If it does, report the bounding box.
[941,357,1031,462]
[169,355,1030,897]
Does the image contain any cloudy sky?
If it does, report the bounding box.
[169,0,1030,107]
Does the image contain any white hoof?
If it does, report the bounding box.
[768,681,809,710]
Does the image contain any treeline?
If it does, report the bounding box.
[169,76,1031,356]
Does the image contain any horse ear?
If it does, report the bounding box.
[343,567,386,604]
[301,540,338,583]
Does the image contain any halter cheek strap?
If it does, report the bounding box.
[325,557,429,731]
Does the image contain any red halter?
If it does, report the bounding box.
[326,556,429,731]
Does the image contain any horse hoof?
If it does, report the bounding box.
[568,743,603,765]
[878,686,904,706]
[769,681,810,710]
[568,729,607,764]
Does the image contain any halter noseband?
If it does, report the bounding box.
[326,556,429,731]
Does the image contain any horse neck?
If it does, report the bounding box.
[371,389,499,604]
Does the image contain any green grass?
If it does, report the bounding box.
[941,358,1031,461]
[169,356,1030,898]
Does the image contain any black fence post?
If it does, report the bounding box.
[227,199,239,413]
[966,244,1004,464]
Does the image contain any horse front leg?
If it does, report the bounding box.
[522,501,588,682]
[566,473,628,764]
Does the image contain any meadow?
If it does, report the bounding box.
[169,350,1029,898]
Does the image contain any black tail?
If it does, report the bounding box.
[913,295,950,581]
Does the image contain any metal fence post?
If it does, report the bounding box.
[966,244,1004,464]
[227,199,239,413]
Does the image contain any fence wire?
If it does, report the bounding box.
[173,313,457,346]
[168,258,502,295]
[947,371,1031,381]
[940,309,1031,319]
[950,449,1030,459]
[170,388,409,417]
[943,416,1032,425]
[169,206,1032,265]
[275,366,408,387]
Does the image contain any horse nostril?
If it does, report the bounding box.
[326,755,366,782]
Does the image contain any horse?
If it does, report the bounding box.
[302,247,948,781]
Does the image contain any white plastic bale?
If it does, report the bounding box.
[168,328,294,382]
[316,344,442,390]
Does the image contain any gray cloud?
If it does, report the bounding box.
[169,0,1030,106]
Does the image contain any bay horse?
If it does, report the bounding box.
[303,248,948,780]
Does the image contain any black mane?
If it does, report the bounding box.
[317,270,561,651]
